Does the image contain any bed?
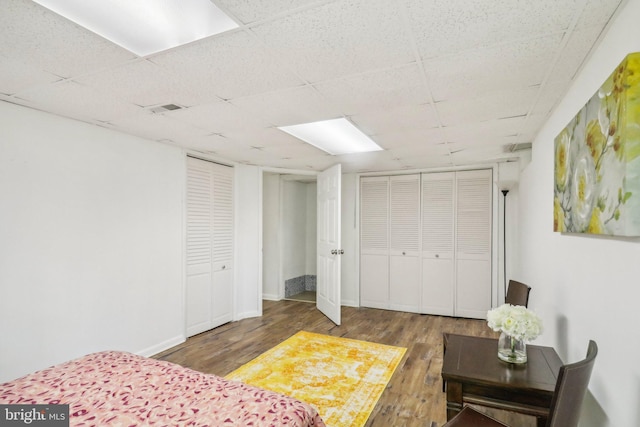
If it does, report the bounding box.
[0,351,326,426]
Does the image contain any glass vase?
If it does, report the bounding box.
[498,331,527,364]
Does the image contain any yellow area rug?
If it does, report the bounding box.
[225,331,406,427]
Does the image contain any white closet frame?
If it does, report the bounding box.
[360,169,493,319]
[185,156,234,336]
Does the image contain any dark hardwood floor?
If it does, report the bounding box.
[154,299,501,427]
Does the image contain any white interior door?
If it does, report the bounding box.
[185,157,234,337]
[317,163,341,325]
[186,157,214,336]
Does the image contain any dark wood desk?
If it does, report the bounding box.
[441,334,563,427]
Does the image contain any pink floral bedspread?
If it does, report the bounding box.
[0,351,326,426]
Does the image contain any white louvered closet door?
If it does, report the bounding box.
[455,169,492,318]
[389,174,421,313]
[210,163,234,328]
[359,176,389,309]
[421,172,455,316]
[186,157,233,337]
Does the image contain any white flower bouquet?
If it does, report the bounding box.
[487,303,543,341]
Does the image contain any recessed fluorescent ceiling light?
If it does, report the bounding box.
[279,118,383,155]
[33,0,239,56]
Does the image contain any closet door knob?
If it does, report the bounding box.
[331,249,337,255]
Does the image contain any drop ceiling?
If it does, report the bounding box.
[0,0,625,173]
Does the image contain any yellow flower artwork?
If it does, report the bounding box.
[554,52,640,236]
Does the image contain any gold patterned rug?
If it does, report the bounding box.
[225,331,406,427]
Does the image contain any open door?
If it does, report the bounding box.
[317,163,342,325]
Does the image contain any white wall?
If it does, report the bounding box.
[518,1,640,425]
[282,181,310,281]
[234,164,262,319]
[305,182,317,274]
[262,173,280,300]
[0,102,184,383]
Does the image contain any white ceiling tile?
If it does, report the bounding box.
[151,30,305,101]
[350,103,440,136]
[575,0,624,28]
[215,0,323,24]
[0,0,622,172]
[449,145,512,165]
[388,142,451,158]
[213,147,281,166]
[395,153,454,170]
[108,110,208,142]
[531,80,571,117]
[286,155,336,171]
[221,127,320,152]
[168,101,273,135]
[374,127,447,149]
[0,0,134,79]
[263,142,328,159]
[404,0,579,59]
[548,27,603,84]
[250,0,415,82]
[0,55,61,95]
[424,35,562,102]
[173,133,235,154]
[15,80,142,123]
[443,117,526,145]
[314,65,431,115]
[230,86,340,126]
[74,59,210,108]
[335,150,402,173]
[518,114,553,138]
[436,88,538,127]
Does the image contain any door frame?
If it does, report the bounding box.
[261,168,319,303]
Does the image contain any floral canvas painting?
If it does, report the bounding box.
[554,52,640,236]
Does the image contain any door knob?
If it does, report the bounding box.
[331,249,337,255]
[339,249,344,255]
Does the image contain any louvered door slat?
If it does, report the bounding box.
[421,172,454,258]
[212,163,233,266]
[186,161,212,267]
[389,174,421,313]
[456,171,492,257]
[360,177,390,309]
[455,168,492,319]
[360,177,389,253]
[390,175,420,254]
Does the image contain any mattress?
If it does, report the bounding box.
[0,351,326,426]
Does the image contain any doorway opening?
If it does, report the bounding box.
[262,172,317,304]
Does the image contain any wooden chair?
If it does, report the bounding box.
[505,279,531,307]
[443,340,598,427]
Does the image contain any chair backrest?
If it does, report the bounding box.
[505,280,531,307]
[546,340,598,427]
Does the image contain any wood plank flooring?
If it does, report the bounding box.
[154,300,517,427]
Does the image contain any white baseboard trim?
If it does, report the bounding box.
[341,299,359,308]
[137,335,185,358]
[235,310,261,320]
